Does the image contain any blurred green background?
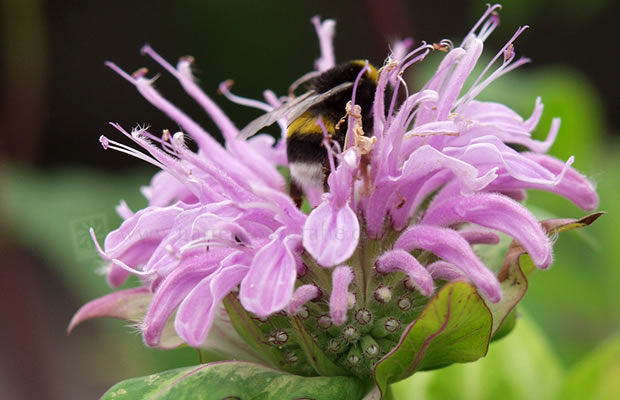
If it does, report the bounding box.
[0,0,618,399]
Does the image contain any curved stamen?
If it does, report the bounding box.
[463,3,503,44]
[99,134,167,171]
[89,228,154,277]
[456,26,529,108]
[218,80,274,113]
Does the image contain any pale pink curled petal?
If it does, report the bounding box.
[455,98,558,153]
[68,287,151,333]
[390,145,498,231]
[371,60,392,140]
[375,249,434,296]
[240,232,300,317]
[175,264,248,347]
[303,201,360,267]
[103,204,185,265]
[400,145,497,194]
[523,152,598,210]
[288,284,320,315]
[423,193,552,268]
[311,16,336,71]
[458,228,501,245]
[330,266,354,325]
[444,136,568,185]
[426,261,468,281]
[143,259,220,347]
[250,185,307,228]
[394,225,502,303]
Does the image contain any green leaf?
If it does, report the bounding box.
[391,311,565,400]
[101,361,366,400]
[558,334,620,400]
[373,282,492,397]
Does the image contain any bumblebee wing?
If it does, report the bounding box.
[284,82,354,123]
[237,82,353,140]
[237,91,315,140]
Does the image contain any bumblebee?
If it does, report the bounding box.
[238,60,382,203]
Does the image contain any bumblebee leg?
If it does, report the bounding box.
[290,180,304,208]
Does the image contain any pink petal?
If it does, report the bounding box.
[458,228,501,245]
[288,284,320,315]
[522,153,598,210]
[103,204,184,265]
[329,266,354,325]
[68,287,151,333]
[390,145,497,231]
[143,259,220,347]
[240,232,300,317]
[303,202,360,267]
[175,264,248,347]
[395,225,501,302]
[375,249,434,295]
[426,261,468,281]
[422,193,552,268]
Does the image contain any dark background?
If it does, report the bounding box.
[0,1,618,399]
[2,0,617,168]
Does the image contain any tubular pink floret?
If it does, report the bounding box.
[426,261,468,281]
[394,225,502,302]
[142,45,239,140]
[375,249,435,295]
[288,285,320,315]
[390,38,414,64]
[422,192,552,268]
[329,266,354,325]
[459,229,501,245]
[311,16,336,72]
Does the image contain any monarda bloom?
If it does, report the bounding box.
[71,5,600,399]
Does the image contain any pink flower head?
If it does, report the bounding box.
[71,4,598,378]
